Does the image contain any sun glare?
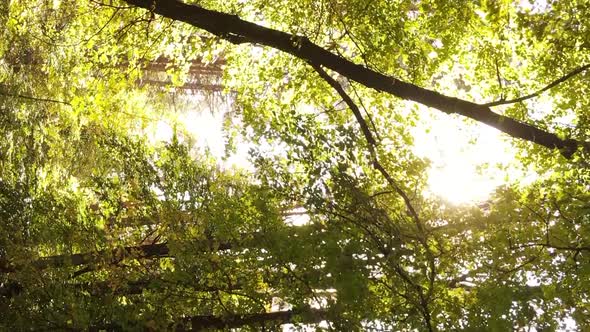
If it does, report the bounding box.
[156,89,516,206]
[413,111,514,205]
[181,109,225,157]
[427,161,507,204]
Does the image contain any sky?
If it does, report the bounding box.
[412,108,514,204]
[151,92,516,206]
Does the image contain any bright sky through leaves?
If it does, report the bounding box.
[413,112,514,204]
[165,103,514,205]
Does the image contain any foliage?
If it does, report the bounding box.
[1,0,589,331]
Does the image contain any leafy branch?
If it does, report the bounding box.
[484,63,590,107]
[122,0,588,159]
[308,62,422,231]
[510,241,590,253]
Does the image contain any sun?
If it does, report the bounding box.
[427,162,503,204]
[157,89,514,206]
[413,111,514,205]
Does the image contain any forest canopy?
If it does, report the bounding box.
[1,0,589,330]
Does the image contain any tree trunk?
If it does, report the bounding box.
[184,308,327,331]
[87,308,327,331]
[0,225,322,273]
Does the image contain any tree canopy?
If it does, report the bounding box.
[1,0,589,330]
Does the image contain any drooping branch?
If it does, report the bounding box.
[310,63,435,332]
[122,0,587,158]
[309,63,425,236]
[309,62,377,147]
[485,63,590,107]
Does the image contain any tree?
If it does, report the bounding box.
[123,0,589,158]
[1,0,590,331]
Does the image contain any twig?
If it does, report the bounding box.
[494,58,504,100]
[484,63,590,107]
[0,91,71,105]
[348,78,382,141]
[90,0,135,9]
[84,8,121,45]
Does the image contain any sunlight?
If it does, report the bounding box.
[151,92,239,165]
[169,96,515,205]
[160,83,519,206]
[427,162,502,204]
[153,120,173,142]
[181,109,225,157]
[284,207,311,226]
[413,110,514,204]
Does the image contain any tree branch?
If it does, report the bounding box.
[122,0,587,158]
[0,241,234,274]
[88,308,327,331]
[0,227,322,274]
[0,91,71,106]
[309,62,376,147]
[484,63,590,107]
[309,63,423,231]
[0,243,172,273]
[310,63,436,331]
[510,241,590,253]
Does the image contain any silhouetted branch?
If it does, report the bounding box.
[484,63,590,107]
[310,63,435,332]
[123,0,588,158]
[0,91,71,105]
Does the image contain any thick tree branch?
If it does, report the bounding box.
[0,227,323,274]
[0,241,230,274]
[485,63,590,107]
[184,308,327,331]
[122,0,586,158]
[86,308,327,331]
[0,242,173,273]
